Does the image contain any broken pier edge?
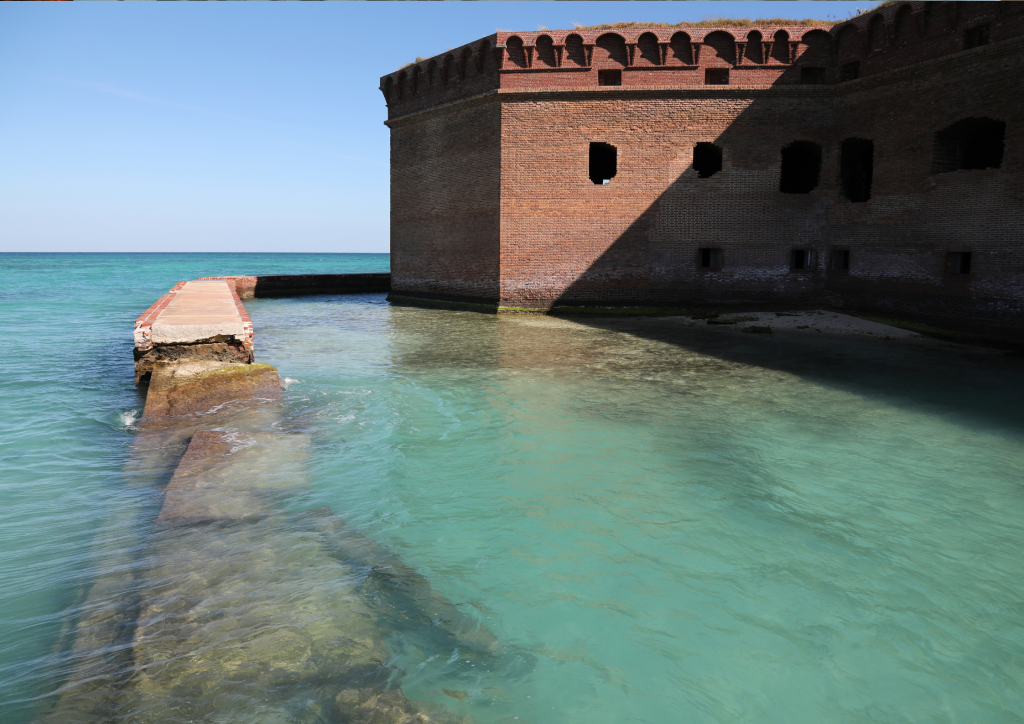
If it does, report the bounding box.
[134,279,255,386]
[134,279,279,418]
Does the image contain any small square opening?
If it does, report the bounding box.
[840,138,874,202]
[792,249,817,271]
[946,252,972,275]
[964,25,990,50]
[705,68,729,85]
[800,67,827,85]
[832,250,850,271]
[693,143,723,178]
[932,117,1005,173]
[598,69,622,86]
[841,62,860,81]
[779,141,822,194]
[699,248,722,269]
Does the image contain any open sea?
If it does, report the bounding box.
[3,252,1024,723]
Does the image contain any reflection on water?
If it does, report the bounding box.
[256,297,1024,723]
[8,289,1024,723]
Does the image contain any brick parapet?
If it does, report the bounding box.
[386,29,1022,128]
[382,2,1024,119]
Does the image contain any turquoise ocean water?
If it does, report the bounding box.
[3,253,1024,723]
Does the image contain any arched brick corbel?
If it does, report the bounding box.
[762,40,773,63]
[584,44,594,66]
[659,42,669,65]
[735,41,746,64]
[691,42,702,65]
[788,41,799,63]
[627,42,637,66]
[554,44,564,67]
[494,44,506,70]
[525,45,534,69]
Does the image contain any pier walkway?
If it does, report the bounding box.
[134,279,253,352]
[132,273,391,387]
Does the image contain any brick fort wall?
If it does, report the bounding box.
[383,2,1024,337]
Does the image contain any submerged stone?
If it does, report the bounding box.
[297,507,501,656]
[142,361,281,418]
[124,517,389,721]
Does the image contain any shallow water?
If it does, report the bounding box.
[3,254,1024,723]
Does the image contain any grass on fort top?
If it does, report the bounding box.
[570,1,896,29]
[570,18,831,30]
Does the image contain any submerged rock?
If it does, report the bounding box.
[41,328,485,723]
[297,507,501,656]
[124,516,389,722]
[335,687,470,723]
[142,361,281,418]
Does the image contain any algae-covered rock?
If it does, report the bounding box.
[134,339,253,385]
[123,518,389,722]
[334,687,471,724]
[142,361,280,418]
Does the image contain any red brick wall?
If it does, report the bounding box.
[827,35,1024,333]
[383,2,1024,335]
[499,89,835,309]
[388,96,502,304]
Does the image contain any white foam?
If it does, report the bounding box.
[119,409,141,429]
[282,377,300,390]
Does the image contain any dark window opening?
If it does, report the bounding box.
[840,138,874,202]
[801,67,827,85]
[964,25,990,50]
[598,69,622,86]
[841,62,860,82]
[946,252,972,275]
[932,117,1005,173]
[792,249,817,270]
[779,141,822,194]
[693,143,723,178]
[832,250,850,271]
[699,248,722,269]
[589,142,617,185]
[705,68,729,85]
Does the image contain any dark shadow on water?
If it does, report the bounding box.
[558,315,1024,438]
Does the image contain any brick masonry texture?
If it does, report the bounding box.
[383,2,1024,336]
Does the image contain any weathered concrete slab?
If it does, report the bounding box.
[150,280,246,343]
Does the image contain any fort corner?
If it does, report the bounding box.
[381,2,1024,342]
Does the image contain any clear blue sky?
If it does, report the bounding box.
[1,2,871,253]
